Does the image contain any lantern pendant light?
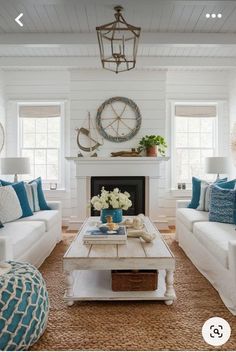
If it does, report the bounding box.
[96,6,141,74]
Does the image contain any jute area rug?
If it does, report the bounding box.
[32,232,236,351]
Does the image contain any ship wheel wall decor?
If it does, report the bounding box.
[96,97,142,143]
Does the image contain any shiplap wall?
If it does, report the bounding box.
[0,70,6,157]
[3,68,230,224]
[69,69,168,222]
[4,70,73,219]
[229,70,236,178]
[160,70,230,223]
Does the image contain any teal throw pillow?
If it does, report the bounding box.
[188,177,201,209]
[216,179,236,189]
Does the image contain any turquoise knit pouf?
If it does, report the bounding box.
[0,261,49,351]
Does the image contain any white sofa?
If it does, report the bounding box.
[0,201,62,268]
[176,200,236,315]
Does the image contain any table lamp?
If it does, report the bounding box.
[205,156,228,180]
[1,157,31,182]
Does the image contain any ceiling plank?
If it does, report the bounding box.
[0,56,236,68]
[1,32,236,46]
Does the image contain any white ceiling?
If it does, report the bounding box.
[0,0,236,69]
[1,0,236,33]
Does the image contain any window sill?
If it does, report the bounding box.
[170,189,192,198]
[43,189,66,196]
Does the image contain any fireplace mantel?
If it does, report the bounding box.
[66,156,169,177]
[66,156,170,226]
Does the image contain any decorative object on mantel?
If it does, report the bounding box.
[111,148,141,157]
[138,135,167,157]
[76,112,103,157]
[96,96,142,143]
[96,6,141,74]
[90,187,132,223]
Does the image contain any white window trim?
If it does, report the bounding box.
[169,100,225,190]
[17,101,66,190]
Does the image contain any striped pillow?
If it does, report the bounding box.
[24,182,40,212]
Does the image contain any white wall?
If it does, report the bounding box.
[4,70,72,220]
[3,68,231,225]
[160,70,230,224]
[229,70,236,178]
[68,69,167,223]
[0,70,6,157]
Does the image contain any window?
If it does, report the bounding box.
[18,103,63,188]
[172,103,217,189]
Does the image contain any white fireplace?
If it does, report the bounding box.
[67,156,169,226]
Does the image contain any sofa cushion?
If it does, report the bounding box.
[16,210,59,231]
[193,221,236,268]
[177,208,209,231]
[0,221,45,259]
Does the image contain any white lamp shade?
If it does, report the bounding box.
[205,157,228,174]
[1,157,31,175]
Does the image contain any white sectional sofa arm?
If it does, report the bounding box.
[176,200,190,209]
[0,236,13,262]
[47,201,62,211]
[229,241,236,282]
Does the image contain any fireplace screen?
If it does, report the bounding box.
[90,176,145,216]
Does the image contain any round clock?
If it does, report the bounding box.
[96,97,142,142]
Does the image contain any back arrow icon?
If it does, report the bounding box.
[15,13,23,27]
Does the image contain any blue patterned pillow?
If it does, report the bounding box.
[209,185,236,224]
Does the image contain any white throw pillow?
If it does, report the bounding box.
[197,181,209,211]
[24,182,40,212]
[0,185,22,223]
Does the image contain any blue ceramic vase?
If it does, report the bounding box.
[100,208,123,223]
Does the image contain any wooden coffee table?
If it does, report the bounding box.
[63,216,176,306]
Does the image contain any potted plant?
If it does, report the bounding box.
[90,187,132,223]
[138,135,167,157]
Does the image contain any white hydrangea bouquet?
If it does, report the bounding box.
[91,187,132,211]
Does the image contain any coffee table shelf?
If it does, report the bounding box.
[64,269,171,301]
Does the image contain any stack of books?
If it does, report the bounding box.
[83,225,127,245]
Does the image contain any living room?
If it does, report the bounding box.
[0,0,236,351]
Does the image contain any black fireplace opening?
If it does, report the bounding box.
[90,176,145,216]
